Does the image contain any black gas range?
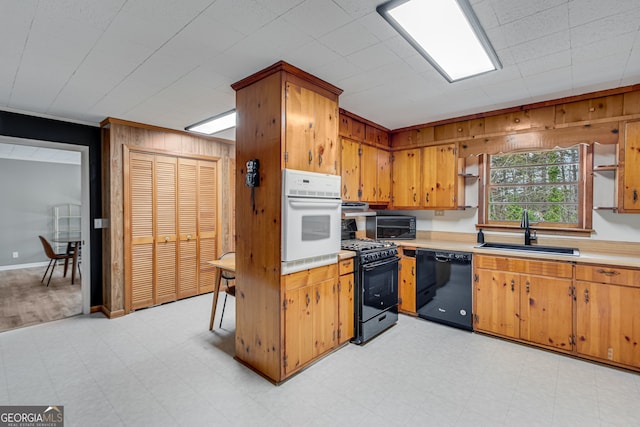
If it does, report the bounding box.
[341,239,399,344]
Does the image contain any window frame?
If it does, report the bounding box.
[477,144,593,234]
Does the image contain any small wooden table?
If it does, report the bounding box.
[52,234,82,284]
[207,258,236,330]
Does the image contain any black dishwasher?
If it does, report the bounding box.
[416,249,473,331]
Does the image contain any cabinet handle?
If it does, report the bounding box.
[411,266,414,276]
[318,153,323,166]
[425,192,430,204]
[584,288,589,303]
[526,281,530,293]
[316,290,320,304]
[308,150,313,165]
[596,269,620,276]
[164,236,170,242]
[413,193,417,203]
[511,279,515,292]
[349,281,352,292]
[634,189,638,202]
[373,187,377,197]
[305,293,311,307]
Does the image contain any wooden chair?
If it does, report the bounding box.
[38,235,74,287]
[218,252,236,328]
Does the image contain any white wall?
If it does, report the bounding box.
[0,158,81,266]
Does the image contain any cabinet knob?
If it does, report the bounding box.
[187,234,192,240]
[164,236,170,242]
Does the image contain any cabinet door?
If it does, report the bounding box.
[392,149,421,207]
[284,285,314,376]
[341,138,360,201]
[399,255,416,313]
[313,278,337,356]
[338,273,354,344]
[474,269,519,338]
[377,148,391,203]
[177,158,198,299]
[519,275,573,350]
[422,144,457,209]
[576,281,640,368]
[285,83,338,174]
[154,155,178,304]
[128,152,155,310]
[622,120,640,211]
[197,160,217,294]
[360,144,378,202]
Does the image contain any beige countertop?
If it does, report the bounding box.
[389,238,640,268]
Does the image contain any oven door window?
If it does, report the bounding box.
[302,215,330,241]
[362,258,399,322]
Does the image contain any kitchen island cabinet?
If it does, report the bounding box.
[474,255,574,352]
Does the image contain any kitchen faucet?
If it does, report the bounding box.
[520,209,537,245]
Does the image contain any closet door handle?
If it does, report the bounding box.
[511,279,515,292]
[164,236,170,242]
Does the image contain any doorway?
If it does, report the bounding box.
[0,136,91,331]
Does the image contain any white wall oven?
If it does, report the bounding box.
[282,169,341,274]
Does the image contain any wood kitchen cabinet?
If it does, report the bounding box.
[338,258,354,344]
[285,82,339,174]
[398,247,416,314]
[391,148,421,207]
[283,264,338,377]
[474,255,574,351]
[391,144,457,209]
[620,120,640,212]
[340,138,390,203]
[233,61,343,383]
[575,264,640,369]
[422,144,457,209]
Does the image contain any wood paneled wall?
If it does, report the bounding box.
[100,118,235,316]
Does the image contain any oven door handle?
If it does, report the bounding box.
[362,256,399,271]
[287,199,342,209]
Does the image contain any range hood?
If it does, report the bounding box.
[342,201,376,217]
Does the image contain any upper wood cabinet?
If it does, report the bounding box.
[339,114,365,141]
[365,125,389,146]
[285,82,339,174]
[422,144,457,209]
[340,138,391,203]
[391,148,421,207]
[620,120,640,212]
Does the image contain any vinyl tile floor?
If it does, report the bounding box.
[0,293,638,427]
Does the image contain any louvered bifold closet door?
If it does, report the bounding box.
[129,152,155,310]
[154,155,178,304]
[198,160,217,293]
[178,158,199,298]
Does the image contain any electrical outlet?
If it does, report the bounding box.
[434,210,445,216]
[12,252,18,258]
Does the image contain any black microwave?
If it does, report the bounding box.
[366,215,416,240]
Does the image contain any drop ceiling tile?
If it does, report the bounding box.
[569,0,640,27]
[508,30,570,63]
[571,52,628,88]
[571,32,636,64]
[204,0,281,36]
[331,0,379,19]
[383,35,421,60]
[319,21,379,56]
[491,0,568,25]
[500,4,569,47]
[523,67,573,95]
[570,9,640,48]
[283,0,352,39]
[481,78,531,105]
[471,0,500,30]
[314,57,362,85]
[347,43,399,72]
[36,0,125,32]
[356,11,398,41]
[517,50,571,77]
[284,40,343,74]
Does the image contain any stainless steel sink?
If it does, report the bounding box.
[475,242,580,256]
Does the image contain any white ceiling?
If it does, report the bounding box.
[0,142,81,165]
[1,0,639,139]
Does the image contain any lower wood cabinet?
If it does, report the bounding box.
[398,247,416,314]
[474,256,640,371]
[474,255,574,352]
[338,258,354,344]
[282,264,338,378]
[575,264,640,368]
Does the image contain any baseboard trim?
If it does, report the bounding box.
[0,262,48,271]
[100,306,125,319]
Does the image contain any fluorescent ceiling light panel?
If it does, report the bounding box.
[377,0,501,82]
[186,110,236,135]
